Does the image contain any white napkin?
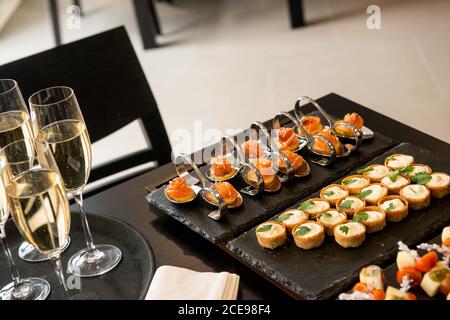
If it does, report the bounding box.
[146,266,240,300]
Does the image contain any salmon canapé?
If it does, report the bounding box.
[165,177,196,202]
[335,112,365,137]
[213,182,240,205]
[246,158,281,191]
[300,115,324,136]
[314,128,344,156]
[276,127,299,151]
[210,155,236,180]
[279,149,304,172]
[241,140,265,158]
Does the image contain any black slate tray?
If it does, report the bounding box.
[146,130,396,244]
[0,212,155,300]
[226,142,450,300]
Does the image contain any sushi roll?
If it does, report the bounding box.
[426,172,449,199]
[297,198,331,219]
[292,221,325,250]
[275,209,308,234]
[341,175,371,195]
[358,164,392,183]
[334,221,366,248]
[399,184,431,210]
[378,195,409,222]
[320,184,349,206]
[384,154,414,170]
[381,174,410,195]
[353,206,386,233]
[336,196,366,217]
[317,210,347,236]
[255,221,287,249]
[358,183,388,205]
[406,163,432,177]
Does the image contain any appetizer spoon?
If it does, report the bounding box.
[204,136,242,182]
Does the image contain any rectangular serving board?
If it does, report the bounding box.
[226,142,450,300]
[146,107,396,244]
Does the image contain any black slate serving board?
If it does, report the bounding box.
[146,130,396,244]
[226,142,450,300]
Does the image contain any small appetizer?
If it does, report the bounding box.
[297,198,331,219]
[399,184,430,210]
[279,150,308,176]
[241,140,265,159]
[247,158,281,192]
[300,115,323,136]
[384,154,414,170]
[204,182,242,207]
[406,163,432,177]
[292,221,325,250]
[353,206,386,234]
[320,184,349,206]
[255,221,286,250]
[396,268,422,288]
[276,127,299,151]
[426,172,449,198]
[313,128,344,156]
[349,282,385,300]
[209,155,237,181]
[378,195,409,222]
[341,175,371,195]
[380,173,410,194]
[358,183,388,205]
[336,196,366,217]
[385,286,416,300]
[358,164,391,183]
[334,112,364,137]
[275,209,308,234]
[397,251,417,270]
[420,264,450,298]
[359,265,385,290]
[164,177,196,203]
[442,226,450,243]
[317,210,347,236]
[334,221,366,248]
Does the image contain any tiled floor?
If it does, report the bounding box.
[0,0,449,165]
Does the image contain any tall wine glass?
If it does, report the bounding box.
[0,79,70,262]
[29,86,122,277]
[0,139,51,300]
[2,139,71,294]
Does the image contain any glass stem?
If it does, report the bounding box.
[0,225,22,286]
[72,192,96,253]
[51,255,69,299]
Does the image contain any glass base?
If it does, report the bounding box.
[18,237,71,263]
[0,278,50,300]
[67,244,122,278]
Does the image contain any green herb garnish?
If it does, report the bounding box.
[411,172,432,185]
[323,191,335,197]
[388,170,400,182]
[295,226,311,236]
[320,212,333,220]
[400,166,414,175]
[357,167,374,174]
[386,202,396,211]
[353,212,369,223]
[343,178,357,185]
[298,201,314,211]
[339,200,354,210]
[278,213,294,221]
[429,268,450,282]
[339,225,349,235]
[257,225,272,233]
[358,189,373,198]
[386,156,397,162]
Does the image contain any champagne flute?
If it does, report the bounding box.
[0,79,70,262]
[29,86,122,277]
[0,139,51,300]
[3,139,71,294]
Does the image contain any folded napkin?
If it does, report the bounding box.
[146,266,240,300]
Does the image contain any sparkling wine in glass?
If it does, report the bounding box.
[29,86,122,277]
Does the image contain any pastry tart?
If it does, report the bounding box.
[353,206,386,233]
[384,154,414,170]
[378,195,409,222]
[314,128,344,156]
[334,113,364,137]
[164,177,196,203]
[297,198,331,219]
[399,184,430,210]
[292,221,325,250]
[358,183,388,205]
[204,182,243,207]
[426,172,449,199]
[407,163,432,177]
[276,127,299,151]
[359,164,391,183]
[247,158,281,192]
[336,196,366,217]
[300,115,323,136]
[320,184,349,206]
[241,140,265,159]
[255,221,287,249]
[317,210,347,236]
[275,209,308,234]
[209,155,237,181]
[279,150,308,176]
[341,175,371,195]
[334,221,366,248]
[381,174,410,194]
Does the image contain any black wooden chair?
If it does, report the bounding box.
[0,26,172,195]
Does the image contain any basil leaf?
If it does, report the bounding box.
[320,212,332,220]
[343,178,357,185]
[388,170,400,182]
[386,156,397,162]
[386,202,396,211]
[358,189,372,198]
[411,172,432,185]
[353,212,368,223]
[339,225,349,235]
[257,225,272,233]
[400,166,414,174]
[298,201,314,211]
[295,226,311,236]
[357,167,374,174]
[278,213,294,221]
[339,200,354,210]
[323,191,335,197]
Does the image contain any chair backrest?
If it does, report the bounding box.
[0,26,172,184]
